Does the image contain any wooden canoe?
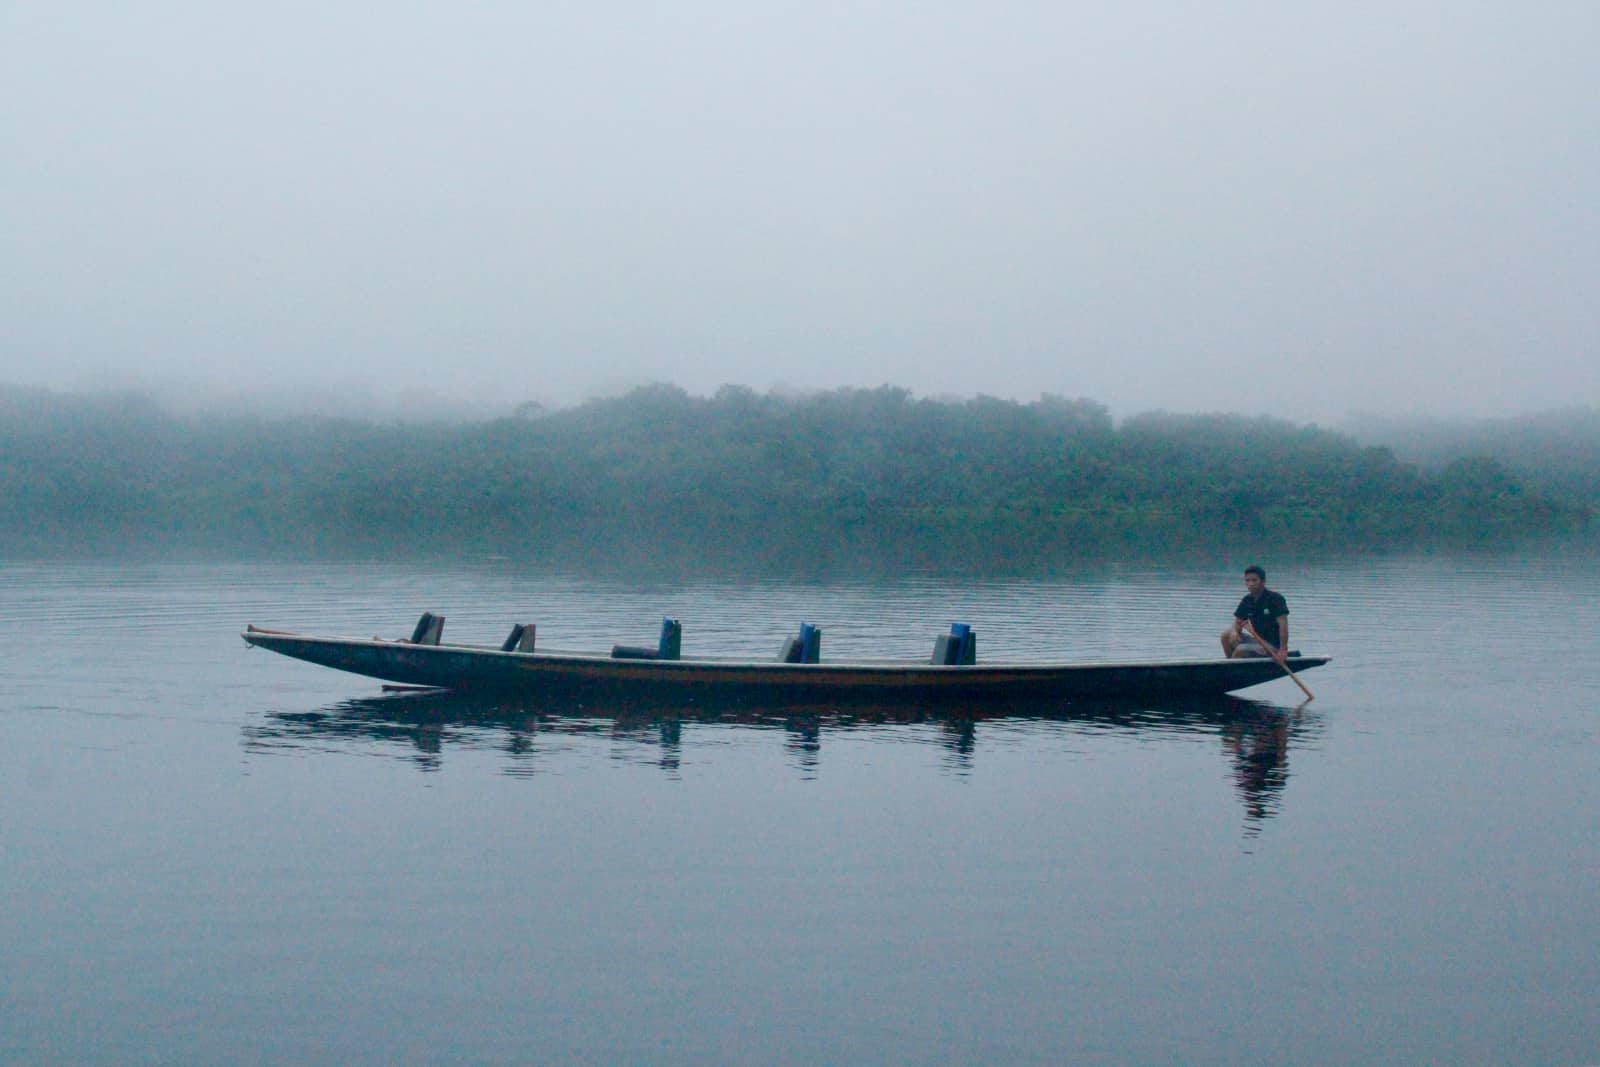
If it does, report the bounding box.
[242,624,1329,704]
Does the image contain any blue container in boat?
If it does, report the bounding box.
[799,622,821,664]
[658,617,682,660]
[949,622,976,665]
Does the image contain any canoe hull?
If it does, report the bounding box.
[242,630,1330,704]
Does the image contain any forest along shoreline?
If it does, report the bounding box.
[2,383,1592,570]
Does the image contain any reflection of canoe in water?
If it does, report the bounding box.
[242,620,1330,705]
[241,688,1314,830]
[249,687,1306,734]
[242,689,1309,758]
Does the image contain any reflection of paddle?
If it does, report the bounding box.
[1244,621,1316,702]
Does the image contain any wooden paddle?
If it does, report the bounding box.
[1242,620,1316,702]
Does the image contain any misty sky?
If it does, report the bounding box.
[2,2,1595,421]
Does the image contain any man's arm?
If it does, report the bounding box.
[1232,596,1252,634]
[1277,618,1289,655]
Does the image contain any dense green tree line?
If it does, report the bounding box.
[1343,408,1600,503]
[0,384,1589,570]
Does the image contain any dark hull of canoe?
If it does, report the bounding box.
[242,630,1329,704]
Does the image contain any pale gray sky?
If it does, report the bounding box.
[2,1,1595,421]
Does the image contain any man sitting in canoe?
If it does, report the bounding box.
[1221,565,1290,658]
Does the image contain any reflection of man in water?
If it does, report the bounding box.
[1223,711,1291,826]
[1221,565,1290,658]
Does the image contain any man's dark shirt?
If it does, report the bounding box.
[1235,589,1290,647]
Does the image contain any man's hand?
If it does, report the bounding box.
[1244,621,1286,665]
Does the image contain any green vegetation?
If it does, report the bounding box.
[1,384,1590,571]
[1343,408,1600,504]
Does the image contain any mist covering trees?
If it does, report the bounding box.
[1342,409,1600,503]
[1,384,1590,570]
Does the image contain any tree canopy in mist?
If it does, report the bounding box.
[1,384,1587,571]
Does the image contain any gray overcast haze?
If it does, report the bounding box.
[2,1,1596,421]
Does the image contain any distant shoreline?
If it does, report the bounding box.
[3,384,1591,569]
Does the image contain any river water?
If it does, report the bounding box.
[2,548,1597,1064]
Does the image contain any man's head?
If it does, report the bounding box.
[1244,565,1265,595]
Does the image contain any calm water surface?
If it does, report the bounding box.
[2,551,1598,1064]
